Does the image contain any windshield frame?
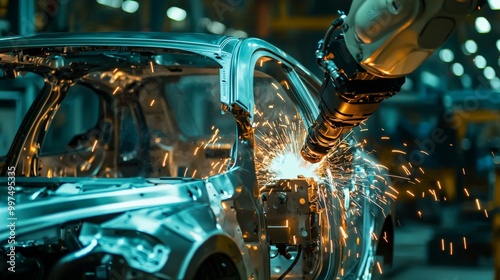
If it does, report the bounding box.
[0,46,232,178]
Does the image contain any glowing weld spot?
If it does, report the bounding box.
[269,152,320,179]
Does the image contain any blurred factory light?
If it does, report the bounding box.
[421,71,440,88]
[199,18,212,28]
[166,7,187,21]
[401,77,413,91]
[475,17,491,33]
[488,0,500,10]
[497,39,500,52]
[474,55,487,69]
[464,40,477,54]
[207,21,226,34]
[439,48,454,62]
[460,74,472,89]
[461,138,471,150]
[491,77,500,90]
[484,66,496,80]
[233,30,248,38]
[121,0,139,13]
[35,12,48,29]
[96,0,122,8]
[452,62,464,76]
[226,28,248,38]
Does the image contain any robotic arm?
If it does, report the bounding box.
[301,0,485,163]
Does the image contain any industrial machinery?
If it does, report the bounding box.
[0,32,393,280]
[301,0,485,163]
[0,0,485,279]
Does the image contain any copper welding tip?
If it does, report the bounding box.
[300,145,323,164]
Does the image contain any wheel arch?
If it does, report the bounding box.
[183,234,247,280]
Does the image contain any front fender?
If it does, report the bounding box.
[184,234,247,280]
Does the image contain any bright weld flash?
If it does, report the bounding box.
[269,152,321,179]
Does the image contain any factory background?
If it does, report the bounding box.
[1,0,499,279]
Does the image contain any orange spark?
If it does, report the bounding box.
[283,80,290,90]
[377,262,383,274]
[429,189,438,201]
[402,165,411,176]
[91,140,98,152]
[162,152,169,167]
[388,185,400,194]
[340,227,348,239]
[385,192,397,200]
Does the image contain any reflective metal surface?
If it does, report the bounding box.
[0,32,393,280]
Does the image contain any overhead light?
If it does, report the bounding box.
[96,0,122,8]
[421,71,440,88]
[234,30,248,38]
[497,39,500,52]
[484,66,496,80]
[199,17,212,28]
[166,7,187,21]
[474,55,487,69]
[475,17,491,33]
[439,48,454,62]
[207,21,226,34]
[121,0,139,13]
[488,0,500,10]
[464,40,477,54]
[401,77,413,91]
[461,74,472,89]
[227,29,248,38]
[490,77,500,90]
[452,63,464,76]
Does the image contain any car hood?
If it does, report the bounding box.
[0,177,211,240]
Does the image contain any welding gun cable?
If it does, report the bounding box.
[277,245,302,280]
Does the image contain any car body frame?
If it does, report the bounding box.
[0,32,393,280]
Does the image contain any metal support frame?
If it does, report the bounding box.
[17,0,35,36]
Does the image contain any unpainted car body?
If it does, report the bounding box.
[0,32,393,279]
